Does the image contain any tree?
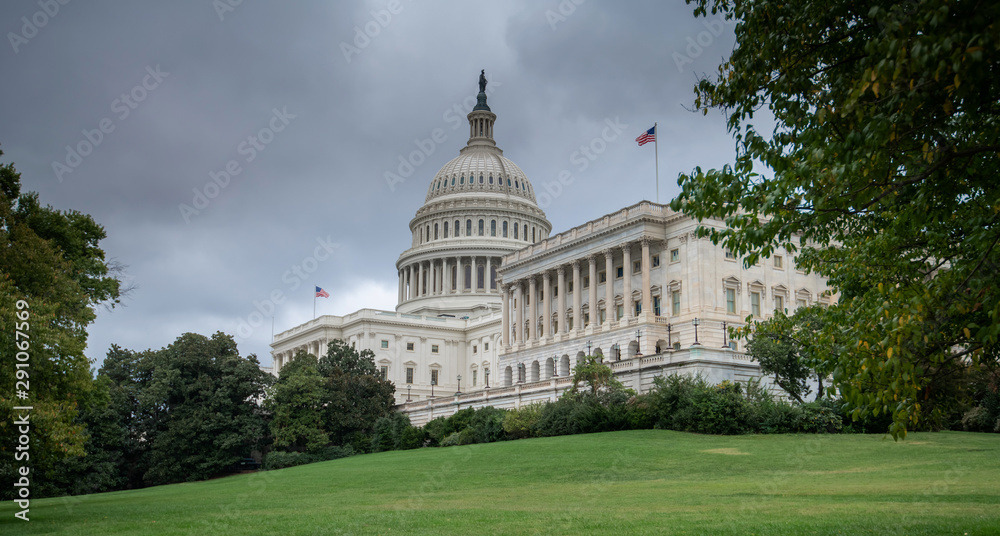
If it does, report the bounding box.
[267,351,329,453]
[743,308,827,404]
[140,332,272,485]
[317,339,396,449]
[673,0,1000,437]
[0,149,126,499]
[568,355,631,401]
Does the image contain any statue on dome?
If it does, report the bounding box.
[479,70,487,93]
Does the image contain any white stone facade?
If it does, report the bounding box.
[270,76,832,413]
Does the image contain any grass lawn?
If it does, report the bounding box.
[2,430,998,535]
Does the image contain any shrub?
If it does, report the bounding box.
[533,398,579,437]
[263,445,353,470]
[502,404,543,439]
[799,400,843,434]
[467,406,508,444]
[399,425,426,449]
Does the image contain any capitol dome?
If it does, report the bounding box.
[395,73,552,317]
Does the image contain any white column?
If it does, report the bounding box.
[622,243,632,319]
[588,255,597,328]
[572,261,582,332]
[641,238,652,320]
[486,257,493,292]
[529,276,538,341]
[418,262,424,297]
[430,261,436,295]
[557,266,566,334]
[514,282,523,343]
[542,272,552,338]
[398,269,403,304]
[604,249,614,325]
[501,284,510,347]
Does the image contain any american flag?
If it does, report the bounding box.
[636,126,656,146]
[315,286,330,298]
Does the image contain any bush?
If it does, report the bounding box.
[439,428,477,447]
[503,404,543,439]
[467,406,508,444]
[263,445,353,470]
[399,425,426,449]
[533,398,579,437]
[371,413,415,453]
[799,400,843,434]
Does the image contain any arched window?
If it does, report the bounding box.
[464,264,472,289]
[467,219,472,236]
[523,225,528,241]
[460,176,465,185]
[489,175,493,185]
[443,221,448,238]
[434,223,438,240]
[532,227,536,242]
[426,225,431,242]
[479,174,484,184]
[515,180,519,189]
[477,265,485,289]
[514,222,519,239]
[479,219,485,236]
[491,266,497,289]
[451,177,455,186]
[502,221,508,238]
[455,220,461,236]
[491,220,496,237]
[419,227,423,244]
[507,178,511,186]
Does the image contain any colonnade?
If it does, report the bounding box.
[398,255,504,303]
[501,238,657,347]
[273,339,328,372]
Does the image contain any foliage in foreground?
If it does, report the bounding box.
[674,0,1000,438]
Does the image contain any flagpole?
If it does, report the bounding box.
[654,122,659,204]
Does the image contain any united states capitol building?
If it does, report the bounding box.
[271,77,830,425]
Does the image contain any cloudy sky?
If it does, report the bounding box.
[0,0,740,368]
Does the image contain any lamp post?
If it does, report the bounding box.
[692,317,702,346]
[406,383,412,402]
[431,380,436,398]
[721,321,730,349]
[456,374,462,395]
[552,355,559,377]
[635,329,643,358]
[611,343,620,360]
[667,323,673,350]
[586,340,592,356]
[517,363,524,383]
[485,369,490,388]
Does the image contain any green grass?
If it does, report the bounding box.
[2,430,999,535]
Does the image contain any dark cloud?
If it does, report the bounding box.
[0,0,741,367]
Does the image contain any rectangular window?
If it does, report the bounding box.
[751,292,761,317]
[431,344,439,353]
[583,276,590,289]
[774,255,783,269]
[633,260,642,274]
[406,367,414,384]
[380,340,389,349]
[599,271,607,283]
[672,290,681,315]
[568,317,574,330]
[725,249,735,260]
[472,345,478,354]
[796,298,807,309]
[616,266,623,279]
[406,342,414,351]
[599,308,607,323]
[775,295,785,312]
[484,342,489,351]
[444,222,449,238]
[726,288,736,314]
[584,312,590,326]
[431,369,438,385]
[616,304,624,320]
[653,296,661,316]
[652,254,660,267]
[670,249,680,262]
[553,286,558,298]
[472,370,477,387]
[635,301,642,315]
[567,281,573,293]
[380,365,388,380]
